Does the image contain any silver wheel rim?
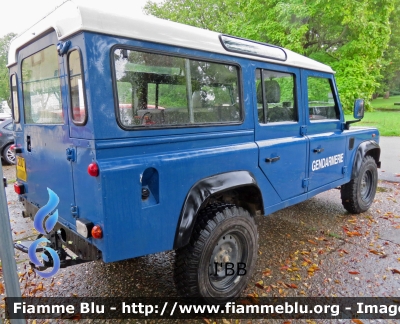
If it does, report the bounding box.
[6,146,15,164]
[208,232,246,291]
[360,170,373,202]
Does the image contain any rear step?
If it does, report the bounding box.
[14,240,90,270]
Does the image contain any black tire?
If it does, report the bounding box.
[341,155,378,214]
[174,203,258,303]
[2,143,16,165]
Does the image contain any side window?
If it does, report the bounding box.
[10,74,19,122]
[113,49,241,128]
[307,77,339,121]
[68,50,87,124]
[22,45,63,124]
[255,68,297,123]
[4,122,13,130]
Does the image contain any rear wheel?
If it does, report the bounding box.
[341,155,377,214]
[2,143,15,165]
[174,204,258,303]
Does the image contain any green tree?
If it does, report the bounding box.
[378,0,400,95]
[145,0,395,112]
[0,33,17,103]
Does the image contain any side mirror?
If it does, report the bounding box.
[353,99,365,119]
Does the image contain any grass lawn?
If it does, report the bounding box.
[344,111,400,136]
[370,95,400,110]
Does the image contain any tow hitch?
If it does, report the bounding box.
[14,233,92,271]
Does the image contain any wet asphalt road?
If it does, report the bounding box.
[378,137,400,183]
[1,160,400,324]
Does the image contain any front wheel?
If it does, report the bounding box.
[341,155,378,214]
[174,204,258,303]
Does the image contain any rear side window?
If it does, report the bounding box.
[307,77,339,121]
[22,45,63,124]
[113,48,241,128]
[10,74,19,122]
[255,68,297,123]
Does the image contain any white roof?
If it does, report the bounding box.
[8,0,334,73]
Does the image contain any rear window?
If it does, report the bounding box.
[22,45,63,124]
[68,50,87,124]
[113,48,241,128]
[10,74,19,122]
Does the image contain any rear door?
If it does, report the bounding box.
[19,34,76,223]
[254,66,308,201]
[302,71,346,191]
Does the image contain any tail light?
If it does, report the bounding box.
[76,219,103,239]
[91,225,103,239]
[14,182,25,195]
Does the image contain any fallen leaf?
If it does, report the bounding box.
[308,240,317,245]
[255,280,264,289]
[262,269,272,276]
[346,231,362,237]
[0,283,4,294]
[203,319,211,324]
[287,283,298,289]
[349,271,360,275]
[69,314,81,320]
[391,269,400,274]
[369,250,382,255]
[351,319,364,324]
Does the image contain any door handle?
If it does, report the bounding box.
[265,156,280,163]
[313,148,324,153]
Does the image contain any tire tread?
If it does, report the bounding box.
[174,203,256,298]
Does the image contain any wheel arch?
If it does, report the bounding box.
[173,171,263,249]
[2,142,13,153]
[351,140,380,179]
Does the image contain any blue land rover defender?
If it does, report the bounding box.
[8,1,380,302]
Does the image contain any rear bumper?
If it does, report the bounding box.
[19,198,102,265]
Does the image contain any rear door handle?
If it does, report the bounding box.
[313,148,324,153]
[265,156,280,163]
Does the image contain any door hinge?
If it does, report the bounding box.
[302,178,309,188]
[342,166,347,174]
[71,205,79,218]
[300,126,307,136]
[66,148,76,162]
